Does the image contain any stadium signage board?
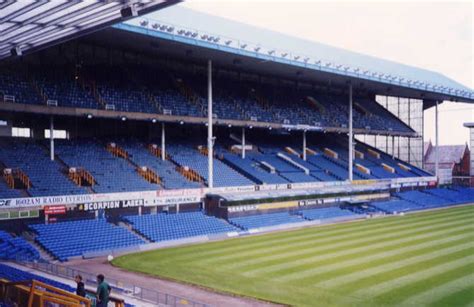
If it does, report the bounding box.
[44,205,66,215]
[298,199,323,206]
[0,176,438,210]
[0,194,94,209]
[77,199,144,211]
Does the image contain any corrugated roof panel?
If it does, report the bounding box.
[122,5,473,101]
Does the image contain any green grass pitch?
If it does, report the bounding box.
[113,206,474,307]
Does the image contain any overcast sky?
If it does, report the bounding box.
[181,0,473,146]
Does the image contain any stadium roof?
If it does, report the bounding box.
[425,144,468,165]
[0,0,180,60]
[114,5,473,104]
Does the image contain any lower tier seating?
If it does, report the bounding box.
[0,263,75,292]
[371,188,474,213]
[30,219,145,261]
[0,231,40,261]
[124,212,238,242]
[298,206,361,220]
[229,212,305,230]
[371,199,424,213]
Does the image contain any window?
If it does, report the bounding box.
[0,120,7,126]
[44,129,68,139]
[12,127,31,138]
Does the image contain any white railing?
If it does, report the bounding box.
[3,94,15,103]
[46,99,58,107]
[105,104,115,111]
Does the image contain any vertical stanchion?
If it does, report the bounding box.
[435,100,439,181]
[161,123,166,161]
[242,127,246,159]
[207,60,214,188]
[50,116,54,161]
[302,130,307,161]
[348,83,353,182]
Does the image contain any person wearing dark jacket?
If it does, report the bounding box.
[96,274,110,307]
[75,275,86,297]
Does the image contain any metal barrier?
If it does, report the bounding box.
[15,260,210,307]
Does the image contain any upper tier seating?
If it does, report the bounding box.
[0,138,88,197]
[297,206,361,220]
[124,211,239,242]
[0,263,75,292]
[98,84,157,113]
[0,230,40,261]
[30,219,145,261]
[0,73,43,105]
[38,78,97,109]
[0,66,413,133]
[55,139,159,193]
[229,212,305,230]
[167,144,255,187]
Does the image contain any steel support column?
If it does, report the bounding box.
[348,84,353,182]
[435,100,439,180]
[49,116,54,161]
[161,123,166,161]
[207,60,214,188]
[241,127,246,159]
[303,130,307,161]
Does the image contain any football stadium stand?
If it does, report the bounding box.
[371,187,474,213]
[0,5,473,299]
[297,206,361,221]
[167,143,255,187]
[0,133,441,198]
[124,211,238,242]
[0,231,40,261]
[54,139,159,193]
[0,263,75,293]
[0,67,415,133]
[119,140,201,189]
[229,212,305,230]
[30,219,145,262]
[0,138,88,197]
